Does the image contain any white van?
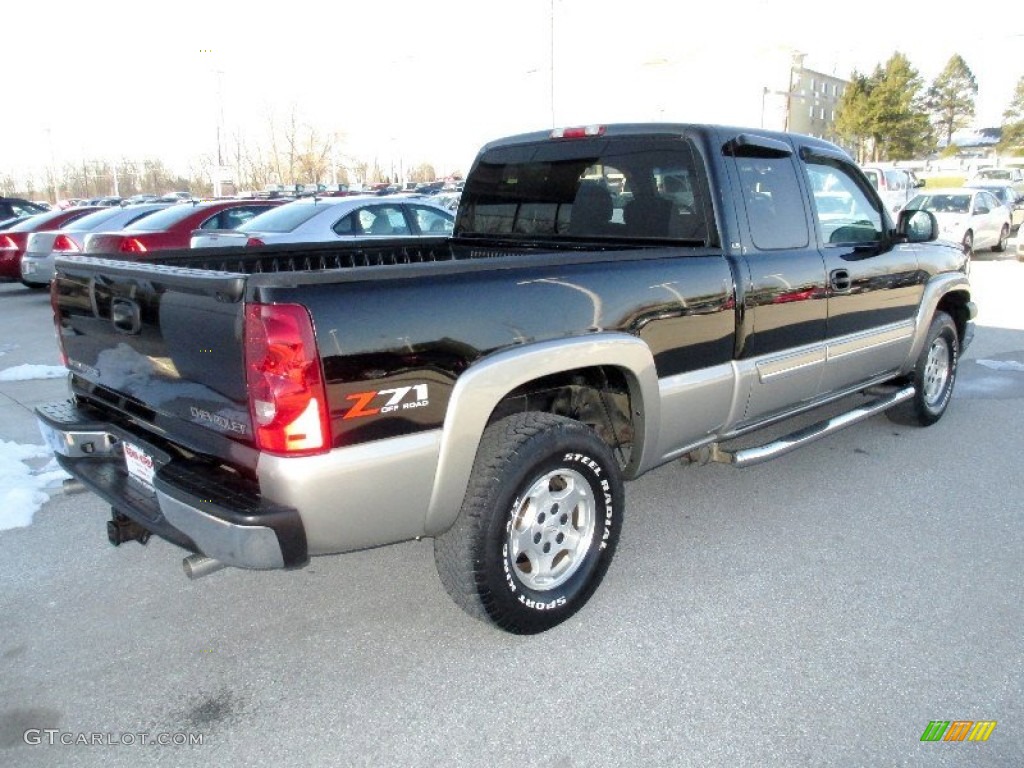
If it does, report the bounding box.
[860,166,923,216]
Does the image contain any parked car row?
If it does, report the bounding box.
[190,195,454,248]
[1,207,103,286]
[20,203,172,286]
[2,193,456,289]
[969,166,1024,197]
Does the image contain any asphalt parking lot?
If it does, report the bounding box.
[1,256,1022,767]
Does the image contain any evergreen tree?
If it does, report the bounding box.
[925,54,978,147]
[871,53,933,161]
[834,71,875,163]
[998,76,1024,155]
[835,53,933,162]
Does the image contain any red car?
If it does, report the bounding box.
[84,200,284,256]
[0,207,103,283]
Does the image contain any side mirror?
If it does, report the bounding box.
[914,179,926,188]
[896,208,937,243]
[974,206,989,215]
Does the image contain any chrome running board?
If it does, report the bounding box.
[711,386,915,468]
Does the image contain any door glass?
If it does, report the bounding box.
[736,157,808,250]
[805,160,883,245]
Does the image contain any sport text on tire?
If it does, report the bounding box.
[886,311,959,427]
[433,412,623,634]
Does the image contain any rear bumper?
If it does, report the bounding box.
[36,400,307,570]
[19,251,55,285]
[0,251,22,280]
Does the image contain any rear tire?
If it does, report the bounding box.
[886,311,958,427]
[434,412,623,634]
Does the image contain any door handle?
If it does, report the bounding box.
[830,269,851,293]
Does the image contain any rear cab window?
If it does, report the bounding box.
[457,135,715,245]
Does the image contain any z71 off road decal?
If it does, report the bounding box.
[343,384,430,419]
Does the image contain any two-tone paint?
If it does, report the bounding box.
[43,124,974,562]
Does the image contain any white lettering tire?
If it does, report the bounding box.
[887,311,959,427]
[434,412,623,634]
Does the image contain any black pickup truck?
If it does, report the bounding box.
[37,123,974,634]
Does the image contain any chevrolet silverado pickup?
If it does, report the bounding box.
[37,123,975,634]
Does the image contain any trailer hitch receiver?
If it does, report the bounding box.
[107,509,151,546]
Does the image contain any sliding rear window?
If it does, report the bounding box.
[457,136,714,244]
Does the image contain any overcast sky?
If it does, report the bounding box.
[7,0,1022,181]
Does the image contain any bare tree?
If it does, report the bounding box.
[409,163,437,183]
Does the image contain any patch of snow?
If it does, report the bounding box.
[975,359,1024,372]
[0,442,70,531]
[0,364,68,382]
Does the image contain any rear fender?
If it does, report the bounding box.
[423,333,659,536]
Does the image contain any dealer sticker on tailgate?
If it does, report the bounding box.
[122,441,155,489]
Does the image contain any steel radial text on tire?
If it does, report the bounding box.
[434,412,623,634]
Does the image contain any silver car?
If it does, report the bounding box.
[964,181,1024,231]
[189,195,454,248]
[20,203,171,286]
[905,187,1012,256]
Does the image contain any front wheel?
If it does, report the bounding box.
[886,311,959,427]
[992,224,1009,253]
[434,412,623,634]
[961,230,974,256]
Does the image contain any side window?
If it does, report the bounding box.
[358,206,410,236]
[231,206,268,227]
[333,212,356,235]
[885,171,905,191]
[736,157,809,250]
[804,159,883,245]
[409,205,453,234]
[198,209,255,230]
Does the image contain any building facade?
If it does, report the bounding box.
[787,56,848,143]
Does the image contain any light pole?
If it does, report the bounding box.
[549,0,556,127]
[213,68,225,198]
[761,86,790,131]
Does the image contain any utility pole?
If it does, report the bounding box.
[214,68,225,198]
[549,0,556,127]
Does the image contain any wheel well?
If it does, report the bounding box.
[486,366,635,467]
[937,291,971,343]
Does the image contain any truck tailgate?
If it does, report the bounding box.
[53,256,254,458]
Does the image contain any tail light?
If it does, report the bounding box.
[0,235,17,251]
[245,237,265,247]
[52,234,81,253]
[244,303,330,455]
[119,238,148,254]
